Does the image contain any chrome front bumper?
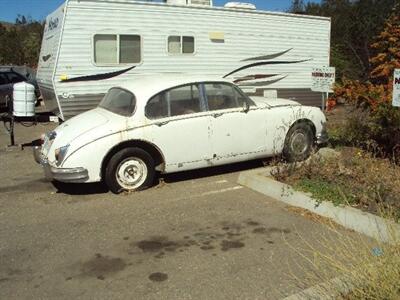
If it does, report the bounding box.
[316,131,329,145]
[33,146,89,183]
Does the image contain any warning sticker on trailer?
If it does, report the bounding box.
[393,69,400,107]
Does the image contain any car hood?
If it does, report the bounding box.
[250,96,301,108]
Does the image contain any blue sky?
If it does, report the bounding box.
[0,0,321,23]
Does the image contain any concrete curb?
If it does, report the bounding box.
[283,276,352,300]
[238,167,400,244]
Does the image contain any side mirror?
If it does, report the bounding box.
[242,101,250,113]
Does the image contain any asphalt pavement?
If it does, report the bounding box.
[0,122,349,299]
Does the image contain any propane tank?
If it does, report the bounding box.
[13,82,36,117]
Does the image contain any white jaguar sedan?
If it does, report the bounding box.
[34,75,327,193]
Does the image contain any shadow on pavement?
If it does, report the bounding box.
[53,159,269,195]
[22,138,42,148]
[162,159,267,183]
[53,181,109,195]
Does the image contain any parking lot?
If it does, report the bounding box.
[1,122,347,299]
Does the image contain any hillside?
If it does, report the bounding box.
[0,21,14,29]
[0,17,44,67]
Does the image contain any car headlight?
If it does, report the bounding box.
[55,145,69,166]
[41,131,57,145]
[47,131,57,140]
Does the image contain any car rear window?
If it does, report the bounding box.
[99,88,136,116]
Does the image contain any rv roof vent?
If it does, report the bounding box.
[166,0,212,6]
[224,2,256,10]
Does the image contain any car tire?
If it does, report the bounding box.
[105,147,155,194]
[283,122,314,162]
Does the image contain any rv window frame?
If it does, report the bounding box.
[92,33,143,66]
[166,35,196,56]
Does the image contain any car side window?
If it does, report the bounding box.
[6,72,25,84]
[204,83,245,111]
[168,85,201,116]
[146,93,169,119]
[146,84,202,119]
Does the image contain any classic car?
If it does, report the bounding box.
[33,75,328,193]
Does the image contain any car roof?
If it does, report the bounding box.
[117,74,234,99]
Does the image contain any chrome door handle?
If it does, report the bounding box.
[156,121,169,127]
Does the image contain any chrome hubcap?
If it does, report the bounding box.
[116,158,147,190]
[291,131,309,155]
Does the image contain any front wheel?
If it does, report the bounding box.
[105,148,155,194]
[283,122,314,162]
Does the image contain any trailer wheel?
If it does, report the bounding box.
[283,122,314,162]
[105,147,155,194]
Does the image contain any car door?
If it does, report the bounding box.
[145,83,213,172]
[204,82,268,164]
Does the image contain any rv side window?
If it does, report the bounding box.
[168,36,195,54]
[94,34,141,64]
[182,36,195,54]
[120,35,141,63]
[94,34,118,64]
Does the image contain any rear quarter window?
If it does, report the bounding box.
[99,88,136,116]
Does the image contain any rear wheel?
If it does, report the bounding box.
[283,122,314,162]
[105,148,155,194]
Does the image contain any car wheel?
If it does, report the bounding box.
[283,122,314,162]
[105,147,155,194]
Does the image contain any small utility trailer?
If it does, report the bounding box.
[37,0,331,120]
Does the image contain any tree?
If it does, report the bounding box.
[15,15,27,25]
[332,4,400,158]
[0,16,44,67]
[289,0,305,13]
[369,4,400,85]
[300,0,398,81]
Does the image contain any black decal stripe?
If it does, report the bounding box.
[241,48,293,62]
[42,54,51,62]
[237,75,288,87]
[60,66,136,83]
[223,59,310,78]
[234,74,279,84]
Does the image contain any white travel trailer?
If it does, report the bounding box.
[37,0,331,120]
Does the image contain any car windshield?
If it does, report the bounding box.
[99,88,136,116]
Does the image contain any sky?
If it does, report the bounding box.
[0,0,322,23]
